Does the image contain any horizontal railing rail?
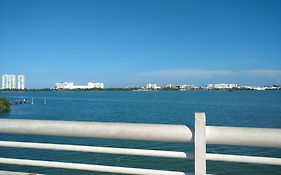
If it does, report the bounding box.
[0,141,193,159]
[0,113,280,175]
[206,153,281,166]
[0,158,189,175]
[0,170,43,175]
[0,119,193,142]
[1,141,280,166]
[1,119,280,147]
[206,126,281,147]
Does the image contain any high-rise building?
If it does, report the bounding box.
[17,75,25,89]
[2,74,16,89]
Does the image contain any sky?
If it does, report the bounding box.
[0,0,281,88]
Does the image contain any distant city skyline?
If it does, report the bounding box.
[1,0,281,88]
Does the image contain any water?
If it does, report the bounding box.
[0,90,281,174]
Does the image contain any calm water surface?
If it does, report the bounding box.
[0,90,281,174]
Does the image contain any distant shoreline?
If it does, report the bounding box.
[0,88,280,92]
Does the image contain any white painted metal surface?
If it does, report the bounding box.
[0,141,193,159]
[195,113,206,175]
[206,153,281,166]
[0,158,189,175]
[1,119,280,147]
[2,141,279,166]
[0,119,193,143]
[0,170,41,175]
[206,126,281,148]
[0,113,280,175]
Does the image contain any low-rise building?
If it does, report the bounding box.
[55,82,104,89]
[88,82,104,89]
[207,84,238,89]
[55,82,74,89]
[241,86,267,90]
[180,84,196,90]
[146,83,160,90]
[164,84,177,89]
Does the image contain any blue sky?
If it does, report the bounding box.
[0,0,281,88]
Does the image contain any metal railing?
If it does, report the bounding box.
[0,113,280,175]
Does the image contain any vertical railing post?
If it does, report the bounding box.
[195,112,206,175]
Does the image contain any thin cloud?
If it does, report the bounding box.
[140,69,234,78]
[243,69,281,78]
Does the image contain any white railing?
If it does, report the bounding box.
[0,113,280,175]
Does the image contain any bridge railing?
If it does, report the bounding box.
[0,113,280,175]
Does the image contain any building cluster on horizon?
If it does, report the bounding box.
[136,83,280,91]
[164,84,197,90]
[206,83,280,90]
[1,74,25,90]
[136,83,197,91]
[55,82,104,89]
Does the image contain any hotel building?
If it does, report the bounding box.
[1,74,25,90]
[145,83,160,90]
[55,82,104,89]
[17,75,25,89]
[2,74,16,89]
[207,83,238,89]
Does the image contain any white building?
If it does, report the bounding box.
[164,84,177,89]
[146,83,160,90]
[180,84,196,90]
[88,82,104,89]
[17,75,25,89]
[55,82,74,89]
[55,82,104,89]
[207,84,238,89]
[2,74,16,89]
[241,86,267,90]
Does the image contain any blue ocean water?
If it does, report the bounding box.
[0,90,280,174]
